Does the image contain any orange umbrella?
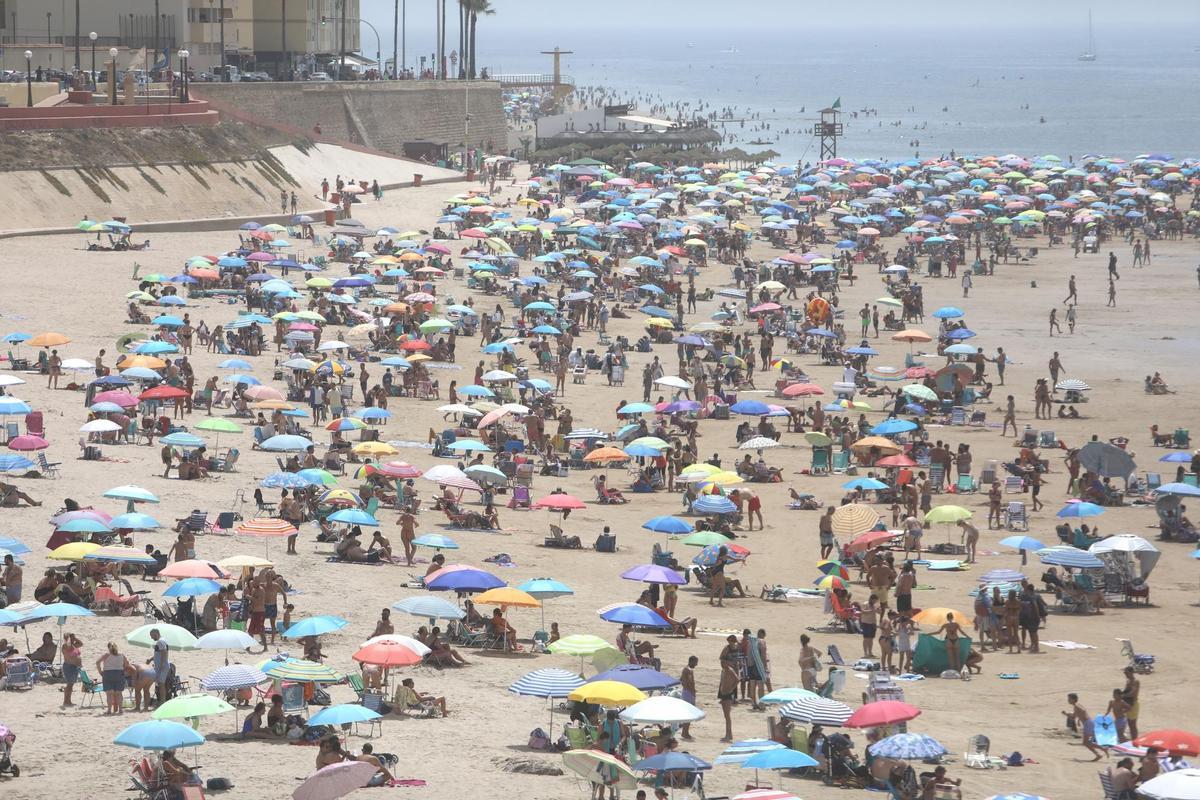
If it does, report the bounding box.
[891,330,932,343]
[27,332,71,347]
[250,400,294,410]
[235,518,298,537]
[583,447,629,464]
[122,355,168,370]
[474,587,541,608]
[781,383,824,397]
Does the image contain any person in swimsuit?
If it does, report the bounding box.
[679,656,698,741]
[1065,693,1107,761]
[895,561,915,617]
[718,636,739,742]
[932,613,964,671]
[798,633,820,691]
[860,595,879,658]
[708,546,730,607]
[879,612,896,674]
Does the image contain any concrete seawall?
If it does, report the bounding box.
[193,81,507,159]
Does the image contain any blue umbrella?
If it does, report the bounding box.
[636,752,712,773]
[133,341,179,354]
[714,739,786,765]
[260,435,314,452]
[590,663,680,691]
[872,419,918,435]
[218,358,253,370]
[1155,482,1200,497]
[1056,502,1105,518]
[639,305,673,319]
[599,604,670,627]
[110,512,162,530]
[160,432,204,447]
[868,733,947,760]
[998,535,1046,552]
[509,668,585,698]
[742,748,819,769]
[624,443,662,458]
[1039,547,1104,569]
[692,495,736,515]
[457,384,495,398]
[391,596,465,624]
[413,534,459,550]
[617,402,656,415]
[842,477,889,491]
[121,367,163,380]
[0,454,35,472]
[113,720,205,750]
[692,544,746,567]
[327,508,379,527]
[57,518,112,533]
[805,327,837,338]
[21,602,95,622]
[163,578,222,598]
[729,399,772,416]
[0,398,32,415]
[0,536,31,555]
[354,408,393,421]
[846,346,879,356]
[641,516,694,534]
[281,615,349,639]
[1159,452,1193,463]
[932,307,964,319]
[260,472,313,489]
[621,564,686,585]
[308,704,381,726]
[983,795,1047,800]
[515,578,574,599]
[425,568,505,593]
[944,328,976,340]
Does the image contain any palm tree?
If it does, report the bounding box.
[465,0,494,78]
[457,0,467,78]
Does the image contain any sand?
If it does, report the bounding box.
[1,167,1198,800]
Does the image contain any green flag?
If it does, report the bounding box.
[832,97,841,109]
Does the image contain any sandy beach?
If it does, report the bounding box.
[1,160,1199,800]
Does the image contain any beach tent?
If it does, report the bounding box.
[912,633,971,674]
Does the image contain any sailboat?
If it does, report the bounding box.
[1078,10,1097,61]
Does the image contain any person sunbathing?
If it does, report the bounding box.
[425,627,469,667]
[393,678,447,716]
[655,606,697,638]
[0,482,40,507]
[491,609,519,651]
[356,743,396,787]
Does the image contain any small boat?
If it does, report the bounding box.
[1078,10,1097,61]
[747,139,775,146]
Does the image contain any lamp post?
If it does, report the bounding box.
[178,49,189,102]
[109,47,118,105]
[24,50,33,107]
[46,12,51,45]
[89,32,97,91]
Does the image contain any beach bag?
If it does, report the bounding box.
[207,778,234,790]
[311,687,332,706]
[1007,751,1024,767]
[528,727,551,750]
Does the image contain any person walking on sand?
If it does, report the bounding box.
[1049,308,1062,336]
[1064,693,1107,761]
[1002,395,1017,437]
[1066,304,1077,334]
[1108,251,1120,280]
[1049,352,1064,384]
[961,271,972,298]
[679,656,698,740]
[1107,278,1117,307]
[1063,275,1078,305]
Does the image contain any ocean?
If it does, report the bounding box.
[486,27,1200,164]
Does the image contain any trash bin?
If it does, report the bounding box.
[323,209,336,227]
[413,173,423,187]
[329,192,340,206]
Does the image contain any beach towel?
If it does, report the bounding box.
[748,633,768,681]
[1043,640,1095,650]
[998,673,1019,679]
[1095,714,1119,747]
[926,560,966,571]
[894,673,924,681]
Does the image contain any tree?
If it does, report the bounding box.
[464,0,494,79]
[456,1,466,78]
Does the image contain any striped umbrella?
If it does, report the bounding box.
[779,696,853,726]
[713,738,786,765]
[260,471,313,489]
[257,657,343,683]
[510,668,585,698]
[985,795,1048,800]
[868,733,947,760]
[236,518,297,536]
[733,791,799,800]
[1038,546,1104,569]
[199,664,269,691]
[83,545,158,564]
[562,750,638,790]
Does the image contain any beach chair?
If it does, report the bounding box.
[1003,476,1024,494]
[174,511,212,535]
[832,450,851,473]
[1004,501,1028,531]
[280,681,307,716]
[507,485,531,509]
[5,351,30,371]
[356,692,385,737]
[1038,430,1057,448]
[1102,573,1126,607]
[963,735,991,769]
[928,463,945,493]
[1098,769,1118,800]
[817,668,846,698]
[564,725,592,750]
[1144,473,1162,492]
[78,669,104,707]
[954,474,976,493]
[949,407,966,426]
[347,673,365,701]
[3,421,17,441]
[36,451,62,478]
[514,463,536,487]
[811,448,830,475]
[25,412,43,436]
[544,524,582,549]
[826,645,846,666]
[1174,428,1190,448]
[0,657,35,690]
[1184,474,1200,488]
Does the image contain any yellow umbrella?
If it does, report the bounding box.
[912,607,966,626]
[250,400,294,410]
[679,463,721,478]
[306,277,334,288]
[706,471,744,486]
[217,554,274,569]
[399,251,426,262]
[474,588,542,608]
[924,505,972,524]
[49,541,102,561]
[28,332,71,348]
[851,436,902,455]
[372,255,400,265]
[353,441,399,457]
[646,318,673,328]
[568,680,647,707]
[120,355,168,370]
[405,353,432,363]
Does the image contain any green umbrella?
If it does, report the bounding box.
[126,623,200,651]
[195,417,243,451]
[924,505,972,524]
[152,693,235,720]
[680,530,732,547]
[900,384,938,402]
[419,318,453,333]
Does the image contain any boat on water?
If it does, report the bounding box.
[1078,10,1097,61]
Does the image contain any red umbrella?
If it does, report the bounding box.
[782,383,824,397]
[904,367,936,379]
[845,529,900,555]
[399,340,431,352]
[845,700,921,729]
[353,640,425,667]
[875,454,917,468]
[659,246,686,257]
[1133,729,1200,756]
[376,461,423,479]
[533,494,586,510]
[8,435,48,451]
[139,385,188,401]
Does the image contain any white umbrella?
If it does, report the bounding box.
[0,375,25,387]
[316,340,350,352]
[197,629,257,664]
[620,696,705,725]
[80,419,122,433]
[481,369,518,382]
[60,358,93,371]
[739,436,781,450]
[422,464,482,492]
[1140,768,1200,800]
[1089,533,1161,578]
[437,403,482,417]
[655,375,693,390]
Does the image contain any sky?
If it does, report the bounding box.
[361,0,1200,53]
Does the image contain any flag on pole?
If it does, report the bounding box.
[832,97,841,109]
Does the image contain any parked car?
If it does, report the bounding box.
[308,71,332,82]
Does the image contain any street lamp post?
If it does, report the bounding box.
[178,49,189,102]
[89,32,97,91]
[109,47,118,105]
[24,51,33,107]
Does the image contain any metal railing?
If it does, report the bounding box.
[495,73,573,87]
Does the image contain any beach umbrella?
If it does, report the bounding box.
[620,564,686,585]
[114,720,205,751]
[309,704,384,730]
[871,419,918,436]
[533,493,586,511]
[1039,547,1104,569]
[845,700,921,728]
[1089,534,1161,577]
[692,495,736,515]
[568,680,646,707]
[1139,768,1200,800]
[259,657,343,683]
[196,629,256,662]
[7,434,48,451]
[739,436,781,451]
[126,623,199,651]
[261,434,314,452]
[426,567,505,593]
[200,664,269,691]
[910,607,965,626]
[562,750,638,790]
[760,688,819,705]
[282,615,349,639]
[0,454,34,473]
[635,751,712,773]
[831,504,881,537]
[510,667,585,736]
[1056,501,1104,518]
[412,533,459,550]
[868,733,947,760]
[292,761,378,800]
[984,795,1049,800]
[741,747,819,773]
[924,505,972,523]
[599,603,669,627]
[163,578,222,598]
[109,513,162,530]
[546,634,611,657]
[159,559,229,580]
[326,508,379,527]
[998,535,1046,553]
[842,477,889,491]
[474,587,541,609]
[20,601,94,623]
[1078,440,1136,479]
[48,541,102,561]
[1156,483,1200,497]
[641,516,693,534]
[391,596,465,624]
[779,696,852,726]
[83,545,157,564]
[714,739,786,765]
[592,663,680,692]
[1134,730,1200,757]
[152,693,235,721]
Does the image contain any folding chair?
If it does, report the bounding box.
[507,485,532,509]
[954,474,976,493]
[356,692,385,737]
[1004,501,1028,531]
[1003,476,1024,493]
[1144,473,1162,492]
[1038,430,1057,448]
[37,451,62,478]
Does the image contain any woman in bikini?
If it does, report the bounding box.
[718,636,740,742]
[708,546,730,607]
[878,612,896,674]
[933,613,964,671]
[860,594,879,658]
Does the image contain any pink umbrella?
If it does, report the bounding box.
[50,508,114,527]
[424,243,450,255]
[782,383,824,397]
[247,252,275,262]
[533,494,586,511]
[9,435,48,451]
[288,322,320,332]
[159,559,231,580]
[92,391,138,408]
[244,385,284,401]
[292,760,377,800]
[375,461,422,479]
